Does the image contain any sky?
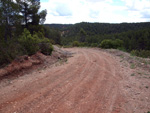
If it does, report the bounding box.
[40,0,150,24]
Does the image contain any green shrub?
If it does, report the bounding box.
[117,47,126,52]
[113,39,123,49]
[72,41,80,47]
[39,43,53,55]
[100,39,124,49]
[39,38,53,55]
[100,39,114,49]
[19,29,54,56]
[0,40,24,66]
[131,50,150,58]
[0,42,13,65]
[79,42,88,47]
[18,29,40,55]
[91,43,98,47]
[130,50,138,56]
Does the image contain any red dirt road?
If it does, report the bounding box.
[0,48,140,113]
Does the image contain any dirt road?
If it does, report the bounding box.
[0,48,149,113]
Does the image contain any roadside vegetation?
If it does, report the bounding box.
[0,0,60,67]
[56,22,150,58]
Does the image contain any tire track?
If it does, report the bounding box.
[0,48,124,113]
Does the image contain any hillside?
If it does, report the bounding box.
[45,22,150,55]
[45,22,150,36]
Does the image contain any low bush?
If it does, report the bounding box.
[117,47,127,52]
[113,39,123,49]
[19,28,53,56]
[100,39,114,49]
[72,41,80,47]
[0,40,24,66]
[90,43,98,47]
[131,50,150,58]
[39,43,53,55]
[39,38,53,55]
[79,42,88,47]
[18,29,40,55]
[100,39,123,49]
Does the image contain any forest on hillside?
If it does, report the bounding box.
[46,22,150,58]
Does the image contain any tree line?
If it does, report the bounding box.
[46,22,150,57]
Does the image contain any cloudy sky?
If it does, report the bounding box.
[40,0,150,24]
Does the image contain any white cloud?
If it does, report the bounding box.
[121,0,150,21]
[122,0,150,10]
[55,4,72,16]
[86,0,113,3]
[41,0,150,24]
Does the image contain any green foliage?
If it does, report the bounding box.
[100,39,114,49]
[0,0,53,67]
[53,22,150,53]
[130,63,136,69]
[28,25,45,35]
[131,73,135,76]
[56,22,150,37]
[16,0,47,27]
[117,47,126,52]
[0,40,24,66]
[72,41,80,47]
[0,0,21,41]
[19,29,53,56]
[113,39,123,48]
[39,9,47,24]
[100,39,123,49]
[80,42,89,47]
[90,43,98,47]
[43,26,61,44]
[19,29,40,55]
[0,28,53,66]
[131,50,150,58]
[39,38,53,55]
[79,28,87,42]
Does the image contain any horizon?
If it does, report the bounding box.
[40,0,150,24]
[44,21,150,25]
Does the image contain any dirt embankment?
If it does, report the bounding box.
[0,48,149,113]
[0,45,70,80]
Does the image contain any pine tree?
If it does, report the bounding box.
[16,0,47,28]
[0,0,21,41]
[79,28,87,42]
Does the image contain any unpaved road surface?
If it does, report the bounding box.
[0,48,149,113]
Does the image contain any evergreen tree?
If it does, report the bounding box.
[79,28,87,42]
[0,0,21,41]
[16,0,47,28]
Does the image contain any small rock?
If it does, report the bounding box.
[135,92,140,95]
[126,85,131,88]
[145,97,148,99]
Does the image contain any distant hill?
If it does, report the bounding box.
[45,22,150,36]
[45,22,150,52]
[44,24,72,30]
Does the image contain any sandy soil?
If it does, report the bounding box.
[0,48,149,113]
